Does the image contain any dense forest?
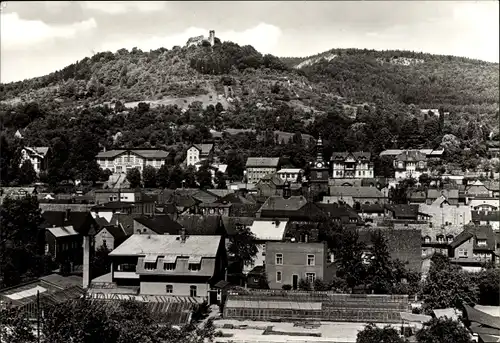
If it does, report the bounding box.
[0,41,498,187]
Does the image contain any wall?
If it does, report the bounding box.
[247,167,278,184]
[419,203,471,228]
[94,228,115,250]
[97,153,166,174]
[187,147,200,166]
[140,281,209,298]
[265,242,327,290]
[95,191,138,204]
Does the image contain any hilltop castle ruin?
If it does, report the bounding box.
[185,30,215,48]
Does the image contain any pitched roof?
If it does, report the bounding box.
[134,216,183,235]
[258,195,308,212]
[191,190,218,204]
[385,204,419,219]
[230,203,262,217]
[96,225,127,240]
[176,215,223,235]
[257,173,285,186]
[329,186,384,198]
[427,189,459,199]
[221,217,255,236]
[109,213,142,236]
[91,202,134,210]
[109,234,222,257]
[42,211,96,235]
[317,203,361,219]
[330,151,371,161]
[249,218,288,240]
[25,147,49,157]
[205,189,234,198]
[245,157,280,168]
[395,150,427,162]
[96,149,169,159]
[48,225,79,238]
[464,304,500,330]
[94,216,110,228]
[191,144,214,155]
[215,192,254,205]
[472,211,500,222]
[450,225,496,250]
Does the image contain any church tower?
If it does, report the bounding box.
[309,135,329,201]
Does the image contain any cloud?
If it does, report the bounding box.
[99,23,282,54]
[81,1,167,15]
[1,12,97,50]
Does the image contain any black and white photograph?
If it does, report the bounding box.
[0,1,499,342]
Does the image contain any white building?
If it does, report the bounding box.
[393,150,429,180]
[19,147,50,174]
[277,168,304,183]
[186,144,214,166]
[96,149,169,174]
[330,152,374,179]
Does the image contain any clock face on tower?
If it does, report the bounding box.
[316,162,323,168]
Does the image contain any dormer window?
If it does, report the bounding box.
[447,235,454,243]
[188,263,201,271]
[164,263,175,271]
[424,236,431,244]
[144,262,157,270]
[477,239,487,247]
[436,235,445,244]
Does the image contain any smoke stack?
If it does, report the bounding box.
[82,235,90,288]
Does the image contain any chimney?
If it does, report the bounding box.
[180,227,186,243]
[65,209,71,221]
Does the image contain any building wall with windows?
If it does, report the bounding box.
[265,241,329,290]
[96,150,168,174]
[94,228,115,250]
[331,153,374,179]
[140,281,208,297]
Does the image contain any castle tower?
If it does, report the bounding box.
[209,30,215,46]
[309,135,330,201]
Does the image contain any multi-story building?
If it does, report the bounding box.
[245,157,280,184]
[393,150,429,180]
[108,232,227,303]
[331,152,374,179]
[186,144,214,166]
[277,168,304,183]
[19,147,50,174]
[448,225,496,272]
[96,149,169,174]
[265,241,330,290]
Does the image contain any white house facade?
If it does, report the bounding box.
[96,149,169,174]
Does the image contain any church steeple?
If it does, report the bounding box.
[316,134,324,163]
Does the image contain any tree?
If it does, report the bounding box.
[416,318,472,343]
[156,164,170,188]
[91,245,111,279]
[214,171,227,189]
[298,278,312,291]
[196,161,213,189]
[421,258,478,313]
[336,229,367,290]
[418,173,431,188]
[0,308,36,343]
[18,159,37,185]
[356,323,405,343]
[142,165,157,188]
[0,196,45,288]
[367,230,394,294]
[228,226,258,267]
[126,167,141,188]
[476,267,500,306]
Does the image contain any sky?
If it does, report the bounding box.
[1,1,499,83]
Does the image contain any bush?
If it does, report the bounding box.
[282,284,292,290]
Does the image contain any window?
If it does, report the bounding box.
[190,285,197,297]
[328,253,335,263]
[316,172,322,178]
[436,235,445,244]
[144,262,157,270]
[424,236,431,244]
[447,235,454,243]
[164,263,175,271]
[188,263,201,271]
[477,239,487,247]
[276,271,282,283]
[44,244,49,254]
[458,248,468,258]
[103,239,107,247]
[305,273,316,283]
[166,285,173,294]
[307,254,315,266]
[275,253,283,265]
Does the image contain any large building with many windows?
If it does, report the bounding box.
[265,241,331,290]
[330,152,373,179]
[96,149,169,174]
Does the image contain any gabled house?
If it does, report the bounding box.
[20,147,50,174]
[449,225,497,272]
[108,233,227,303]
[328,186,387,205]
[316,202,362,226]
[96,149,169,174]
[384,204,431,222]
[330,152,374,179]
[94,221,127,250]
[472,210,500,231]
[466,180,491,198]
[256,195,324,222]
[186,144,214,166]
[255,173,285,197]
[393,150,429,180]
[427,189,459,205]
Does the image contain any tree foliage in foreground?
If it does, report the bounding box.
[356,323,406,343]
[416,318,473,343]
[228,226,258,267]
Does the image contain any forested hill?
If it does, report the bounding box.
[0,41,499,187]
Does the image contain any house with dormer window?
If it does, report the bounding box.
[448,225,496,272]
[393,150,429,180]
[108,231,226,303]
[186,144,214,166]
